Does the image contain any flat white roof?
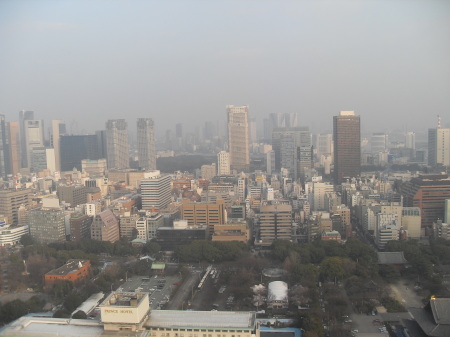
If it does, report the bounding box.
[0,317,104,336]
[145,310,256,329]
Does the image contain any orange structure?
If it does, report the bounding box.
[44,259,91,287]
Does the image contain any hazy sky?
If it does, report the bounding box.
[0,0,449,136]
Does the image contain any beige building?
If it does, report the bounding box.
[91,209,120,243]
[258,204,292,246]
[82,159,107,177]
[201,163,216,181]
[0,188,31,224]
[181,199,226,235]
[402,207,421,239]
[217,151,230,176]
[212,223,249,243]
[227,105,250,172]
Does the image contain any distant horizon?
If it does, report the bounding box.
[1,1,449,137]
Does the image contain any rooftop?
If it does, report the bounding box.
[145,310,256,329]
[377,252,408,265]
[46,260,89,276]
[100,291,147,308]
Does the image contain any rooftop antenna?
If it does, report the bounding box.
[438,115,441,129]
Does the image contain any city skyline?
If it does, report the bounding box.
[0,1,449,134]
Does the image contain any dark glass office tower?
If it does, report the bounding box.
[333,111,361,184]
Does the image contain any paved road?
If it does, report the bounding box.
[166,270,202,310]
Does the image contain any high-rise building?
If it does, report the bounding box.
[181,199,226,235]
[371,133,388,153]
[24,120,45,169]
[399,174,450,229]
[29,198,66,244]
[30,147,55,173]
[19,110,34,168]
[106,119,129,170]
[428,128,450,166]
[51,120,66,172]
[0,115,10,178]
[60,135,102,171]
[7,121,20,175]
[140,170,171,211]
[272,127,311,180]
[333,111,361,184]
[227,105,250,171]
[258,204,292,246]
[91,209,120,243]
[0,189,31,224]
[69,213,93,242]
[137,118,156,171]
[405,131,416,150]
[217,151,230,176]
[315,133,333,158]
[249,118,257,144]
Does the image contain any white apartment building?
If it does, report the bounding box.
[217,151,230,176]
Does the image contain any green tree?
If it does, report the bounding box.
[320,257,345,282]
[20,234,35,246]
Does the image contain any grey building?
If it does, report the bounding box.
[106,119,129,170]
[137,118,156,171]
[29,200,66,244]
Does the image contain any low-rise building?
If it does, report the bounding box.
[0,223,29,246]
[44,259,91,288]
[212,223,249,243]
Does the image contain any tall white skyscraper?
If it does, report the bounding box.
[137,118,156,171]
[51,120,66,172]
[106,119,129,170]
[19,110,34,168]
[227,105,250,172]
[217,151,230,176]
[405,131,415,150]
[140,170,171,211]
[24,120,45,169]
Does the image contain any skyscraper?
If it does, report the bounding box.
[7,121,20,175]
[51,120,66,172]
[272,126,311,180]
[405,131,416,150]
[428,128,450,167]
[19,110,34,168]
[227,105,250,172]
[24,120,45,169]
[60,135,101,171]
[137,118,156,171]
[0,115,10,177]
[333,111,361,184]
[106,119,129,170]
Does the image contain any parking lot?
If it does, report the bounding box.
[350,314,389,336]
[117,274,181,309]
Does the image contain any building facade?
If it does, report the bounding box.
[227,105,250,171]
[333,111,361,184]
[0,189,31,225]
[140,171,171,211]
[106,119,129,170]
[137,118,156,171]
[29,201,66,244]
[91,209,120,243]
[258,204,292,246]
